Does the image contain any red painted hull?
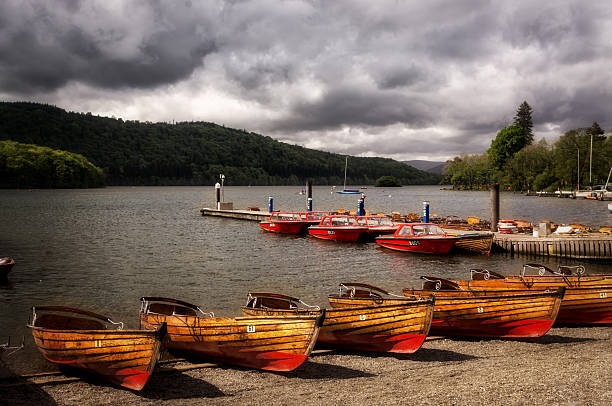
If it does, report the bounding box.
[308,227,367,242]
[556,310,612,324]
[44,357,151,391]
[317,332,427,353]
[429,318,555,337]
[168,341,308,372]
[259,221,307,234]
[376,236,457,254]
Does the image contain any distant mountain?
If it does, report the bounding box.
[403,160,446,175]
[0,102,442,186]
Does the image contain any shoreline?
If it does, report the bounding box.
[2,325,610,405]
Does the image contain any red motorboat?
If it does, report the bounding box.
[259,212,309,234]
[376,223,459,254]
[355,215,400,238]
[308,215,368,242]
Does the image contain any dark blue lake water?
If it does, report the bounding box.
[1,185,611,373]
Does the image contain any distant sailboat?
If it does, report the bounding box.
[336,156,360,194]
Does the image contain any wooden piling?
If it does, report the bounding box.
[490,184,499,232]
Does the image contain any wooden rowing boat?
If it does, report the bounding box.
[456,269,612,324]
[467,264,612,288]
[29,306,165,391]
[399,278,566,337]
[241,290,434,353]
[0,257,15,280]
[324,282,563,338]
[140,297,324,372]
[447,233,494,255]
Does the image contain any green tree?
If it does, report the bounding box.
[375,176,401,187]
[513,101,534,144]
[488,125,528,171]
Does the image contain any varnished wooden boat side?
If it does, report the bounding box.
[242,292,435,353]
[448,233,494,255]
[397,287,565,337]
[453,278,612,324]
[29,306,165,391]
[140,297,324,372]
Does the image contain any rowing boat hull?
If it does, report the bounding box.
[243,300,434,354]
[140,312,322,372]
[455,279,612,324]
[0,257,15,279]
[30,328,163,390]
[449,233,494,255]
[395,289,564,337]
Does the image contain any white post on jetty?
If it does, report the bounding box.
[220,174,225,203]
[215,182,221,210]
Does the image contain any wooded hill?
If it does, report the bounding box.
[0,102,440,186]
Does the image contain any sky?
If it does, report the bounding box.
[1,0,611,162]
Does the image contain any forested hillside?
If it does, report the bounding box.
[0,102,439,186]
[0,140,104,188]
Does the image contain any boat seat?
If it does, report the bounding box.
[34,314,106,331]
[148,303,197,317]
[258,297,294,310]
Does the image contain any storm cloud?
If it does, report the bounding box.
[1,0,611,161]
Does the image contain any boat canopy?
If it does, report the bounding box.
[398,224,445,236]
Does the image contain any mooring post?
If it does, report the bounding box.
[215,182,221,210]
[268,196,274,213]
[307,180,313,212]
[357,197,365,216]
[490,184,499,232]
[422,201,430,223]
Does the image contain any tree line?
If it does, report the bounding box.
[0,102,440,187]
[443,101,612,191]
[0,140,105,188]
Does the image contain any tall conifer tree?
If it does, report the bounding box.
[513,101,534,144]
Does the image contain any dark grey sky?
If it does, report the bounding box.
[1,0,610,160]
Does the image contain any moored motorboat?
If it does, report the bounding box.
[0,257,15,280]
[259,212,309,234]
[400,277,565,337]
[29,306,165,391]
[308,215,369,242]
[355,215,400,238]
[140,297,324,372]
[242,290,434,353]
[376,223,459,254]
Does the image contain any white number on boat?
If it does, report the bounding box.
[601,292,608,299]
[409,240,420,246]
[359,315,366,321]
[270,224,276,227]
[247,325,256,333]
[328,230,336,235]
[477,307,484,313]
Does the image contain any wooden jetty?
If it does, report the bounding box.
[201,207,612,260]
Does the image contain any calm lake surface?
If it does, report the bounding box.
[1,185,611,373]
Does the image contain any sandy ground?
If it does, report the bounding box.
[1,325,610,406]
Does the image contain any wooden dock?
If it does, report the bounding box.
[200,207,269,221]
[493,233,612,260]
[200,208,612,261]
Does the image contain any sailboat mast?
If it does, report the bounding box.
[343,156,348,190]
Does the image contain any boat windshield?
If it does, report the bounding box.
[364,216,393,226]
[277,213,299,221]
[331,216,357,226]
[300,212,327,220]
[399,224,445,236]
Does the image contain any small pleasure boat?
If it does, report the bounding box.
[259,212,309,234]
[0,257,15,280]
[355,215,400,238]
[308,215,369,242]
[375,223,459,254]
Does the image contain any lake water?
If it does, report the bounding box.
[1,185,611,373]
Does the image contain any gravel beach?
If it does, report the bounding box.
[2,325,610,406]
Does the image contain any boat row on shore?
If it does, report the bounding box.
[259,212,494,255]
[12,264,610,391]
